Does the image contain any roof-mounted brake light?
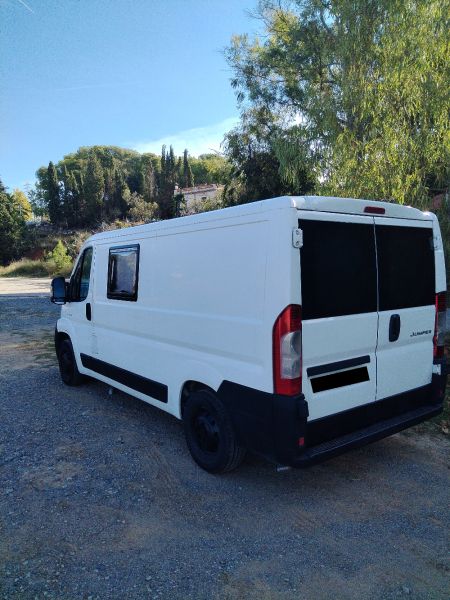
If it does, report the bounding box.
[364,206,385,214]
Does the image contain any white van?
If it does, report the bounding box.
[51,196,447,473]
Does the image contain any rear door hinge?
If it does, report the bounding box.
[292,228,303,248]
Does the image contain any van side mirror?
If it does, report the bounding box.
[51,277,67,305]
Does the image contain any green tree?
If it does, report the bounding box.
[47,240,72,274]
[158,145,177,219]
[182,149,194,188]
[222,110,314,206]
[176,157,182,186]
[190,154,232,185]
[126,192,158,222]
[84,153,105,224]
[61,165,73,227]
[0,178,26,265]
[139,156,157,203]
[226,0,450,205]
[69,170,83,227]
[47,161,62,224]
[113,168,129,219]
[11,189,33,221]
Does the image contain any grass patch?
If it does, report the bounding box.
[0,258,72,278]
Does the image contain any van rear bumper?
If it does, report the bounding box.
[293,397,442,467]
[217,361,446,468]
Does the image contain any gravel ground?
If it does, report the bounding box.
[0,296,449,600]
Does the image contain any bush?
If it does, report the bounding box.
[45,240,73,276]
[185,195,224,215]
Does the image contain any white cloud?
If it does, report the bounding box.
[130,116,240,157]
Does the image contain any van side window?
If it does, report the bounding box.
[69,247,93,302]
[107,245,140,301]
[376,225,435,310]
[300,220,377,320]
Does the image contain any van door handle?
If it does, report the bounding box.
[389,314,400,342]
[86,303,92,321]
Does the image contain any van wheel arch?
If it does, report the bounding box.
[180,381,216,417]
[56,336,84,386]
[54,330,70,354]
[182,387,247,473]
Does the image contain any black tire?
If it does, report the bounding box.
[57,339,84,386]
[183,389,246,473]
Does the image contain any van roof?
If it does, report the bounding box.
[87,195,432,242]
[292,195,432,220]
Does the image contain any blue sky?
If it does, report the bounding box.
[0,0,258,190]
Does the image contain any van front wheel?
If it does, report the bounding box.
[58,339,83,386]
[183,390,246,473]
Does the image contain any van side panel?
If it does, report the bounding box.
[86,211,295,417]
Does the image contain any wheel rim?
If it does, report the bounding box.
[60,347,73,380]
[193,409,220,453]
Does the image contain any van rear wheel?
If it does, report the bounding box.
[183,390,246,473]
[57,339,83,386]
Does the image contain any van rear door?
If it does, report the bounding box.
[299,212,378,420]
[374,218,435,400]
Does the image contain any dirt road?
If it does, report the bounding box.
[0,294,449,599]
[0,277,51,297]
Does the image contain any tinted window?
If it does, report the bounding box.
[300,220,377,320]
[69,247,92,302]
[107,245,139,301]
[376,225,434,310]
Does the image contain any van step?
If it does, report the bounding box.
[297,403,442,466]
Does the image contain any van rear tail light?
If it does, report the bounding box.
[273,305,302,395]
[434,292,446,359]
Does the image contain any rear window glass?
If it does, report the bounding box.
[300,220,377,320]
[376,225,435,310]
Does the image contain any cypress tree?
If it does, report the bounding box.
[160,145,166,180]
[157,145,176,219]
[182,149,194,188]
[47,161,62,225]
[169,145,175,177]
[176,157,182,186]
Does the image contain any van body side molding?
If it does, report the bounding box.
[80,353,168,403]
[307,355,371,378]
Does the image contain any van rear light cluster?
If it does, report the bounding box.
[273,305,302,395]
[434,292,447,359]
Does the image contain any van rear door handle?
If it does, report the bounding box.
[86,303,92,321]
[389,314,400,342]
